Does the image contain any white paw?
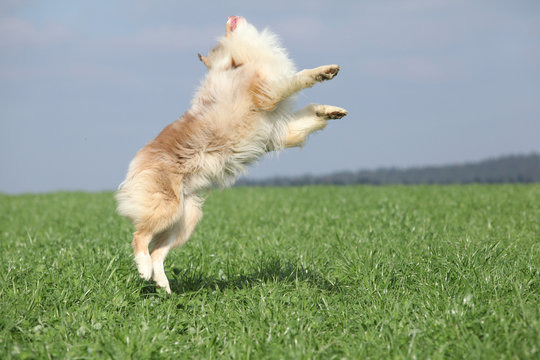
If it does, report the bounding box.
[314,65,340,82]
[314,105,348,120]
[155,279,171,294]
[152,260,171,294]
[134,252,153,280]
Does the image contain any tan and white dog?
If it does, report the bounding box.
[116,16,347,293]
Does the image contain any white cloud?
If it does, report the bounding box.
[359,56,448,82]
[114,24,221,52]
[0,17,72,49]
[271,17,326,45]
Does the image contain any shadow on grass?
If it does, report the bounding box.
[156,256,340,295]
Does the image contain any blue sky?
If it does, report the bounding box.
[1,1,539,193]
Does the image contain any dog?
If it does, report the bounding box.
[116,16,347,293]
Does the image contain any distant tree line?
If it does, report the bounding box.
[237,154,540,186]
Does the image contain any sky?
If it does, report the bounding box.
[1,0,539,194]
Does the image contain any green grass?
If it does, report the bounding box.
[0,185,539,359]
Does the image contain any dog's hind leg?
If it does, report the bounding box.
[131,188,183,282]
[148,227,174,292]
[150,195,203,294]
[283,104,347,148]
[132,230,155,280]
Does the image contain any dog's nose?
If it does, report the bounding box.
[226,16,246,36]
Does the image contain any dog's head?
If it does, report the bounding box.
[197,16,294,76]
[197,16,252,71]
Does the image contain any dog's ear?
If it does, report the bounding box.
[198,53,210,68]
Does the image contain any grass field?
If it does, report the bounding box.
[0,185,539,359]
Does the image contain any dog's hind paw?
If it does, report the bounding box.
[153,264,172,294]
[156,281,171,294]
[315,65,340,82]
[134,253,153,280]
[315,105,348,120]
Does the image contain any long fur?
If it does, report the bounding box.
[115,17,347,293]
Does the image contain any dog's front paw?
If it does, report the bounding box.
[315,105,348,120]
[315,65,340,82]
